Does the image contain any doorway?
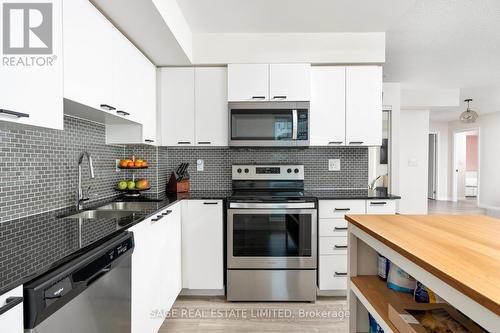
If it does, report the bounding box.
[428,133,437,200]
[452,129,479,203]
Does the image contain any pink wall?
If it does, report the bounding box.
[466,135,478,171]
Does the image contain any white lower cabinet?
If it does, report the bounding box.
[130,204,181,333]
[0,285,23,333]
[318,199,397,293]
[319,256,348,291]
[182,200,224,291]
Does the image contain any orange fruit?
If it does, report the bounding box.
[127,161,134,168]
[119,160,128,168]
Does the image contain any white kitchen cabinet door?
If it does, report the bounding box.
[162,205,182,312]
[0,286,23,333]
[0,0,63,130]
[160,68,195,146]
[310,67,346,146]
[182,200,224,290]
[269,64,311,101]
[195,67,228,146]
[345,66,383,146]
[130,217,161,333]
[319,255,348,291]
[63,0,113,115]
[227,64,269,101]
[107,29,157,145]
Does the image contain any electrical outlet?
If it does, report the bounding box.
[328,159,341,171]
[197,159,204,171]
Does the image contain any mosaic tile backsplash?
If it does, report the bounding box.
[165,147,368,192]
[0,115,368,223]
[0,116,127,223]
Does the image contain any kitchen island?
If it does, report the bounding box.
[345,214,500,332]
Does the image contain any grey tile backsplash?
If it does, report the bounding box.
[0,116,126,223]
[0,116,367,223]
[166,147,368,191]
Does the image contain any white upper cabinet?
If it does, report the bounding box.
[63,0,113,114]
[160,68,195,146]
[227,64,269,101]
[194,67,228,146]
[269,64,311,101]
[0,0,63,130]
[345,66,383,146]
[310,67,346,146]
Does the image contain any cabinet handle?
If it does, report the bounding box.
[177,141,191,145]
[116,110,130,116]
[334,245,348,249]
[0,297,23,316]
[272,95,287,99]
[161,210,172,216]
[334,272,348,277]
[334,227,348,231]
[203,202,218,205]
[328,141,343,145]
[151,215,164,223]
[145,139,155,143]
[100,104,116,111]
[370,201,387,205]
[0,109,29,118]
[198,141,211,145]
[349,141,364,145]
[251,96,266,99]
[334,208,350,212]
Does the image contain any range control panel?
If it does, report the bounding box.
[232,165,304,181]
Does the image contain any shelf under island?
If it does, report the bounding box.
[345,214,500,333]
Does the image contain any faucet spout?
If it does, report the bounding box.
[77,151,95,210]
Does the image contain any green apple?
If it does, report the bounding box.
[127,180,136,190]
[118,181,128,190]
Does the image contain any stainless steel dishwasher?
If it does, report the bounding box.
[24,232,134,333]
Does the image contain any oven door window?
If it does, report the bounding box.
[231,109,293,141]
[232,213,312,257]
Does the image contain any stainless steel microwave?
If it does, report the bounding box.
[228,102,310,147]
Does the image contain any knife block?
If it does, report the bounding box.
[167,172,190,193]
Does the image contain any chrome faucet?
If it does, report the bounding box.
[77,151,95,210]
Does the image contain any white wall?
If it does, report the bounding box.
[399,109,430,214]
[429,121,449,200]
[447,112,500,211]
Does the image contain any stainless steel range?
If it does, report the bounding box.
[226,164,317,302]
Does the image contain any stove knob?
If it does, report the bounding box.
[244,168,249,173]
[237,168,242,173]
[294,168,299,174]
[287,168,292,173]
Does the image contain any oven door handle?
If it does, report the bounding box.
[292,109,298,140]
[228,202,315,209]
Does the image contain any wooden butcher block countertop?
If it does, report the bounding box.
[345,214,500,316]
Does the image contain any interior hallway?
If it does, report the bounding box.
[428,198,485,215]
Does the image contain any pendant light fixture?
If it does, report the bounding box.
[460,99,478,123]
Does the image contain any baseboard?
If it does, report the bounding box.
[180,288,225,296]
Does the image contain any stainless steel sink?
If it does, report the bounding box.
[96,202,159,211]
[64,210,135,219]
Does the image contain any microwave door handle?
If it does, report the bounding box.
[292,109,298,140]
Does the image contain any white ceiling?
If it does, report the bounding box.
[384,0,500,121]
[176,0,415,33]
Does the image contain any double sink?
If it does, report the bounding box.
[62,201,162,219]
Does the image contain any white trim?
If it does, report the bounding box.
[349,224,499,332]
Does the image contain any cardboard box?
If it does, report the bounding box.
[388,303,486,333]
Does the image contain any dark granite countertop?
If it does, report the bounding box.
[0,188,394,295]
[0,190,229,296]
[305,189,401,200]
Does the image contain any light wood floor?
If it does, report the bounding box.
[428,198,485,215]
[158,296,348,333]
